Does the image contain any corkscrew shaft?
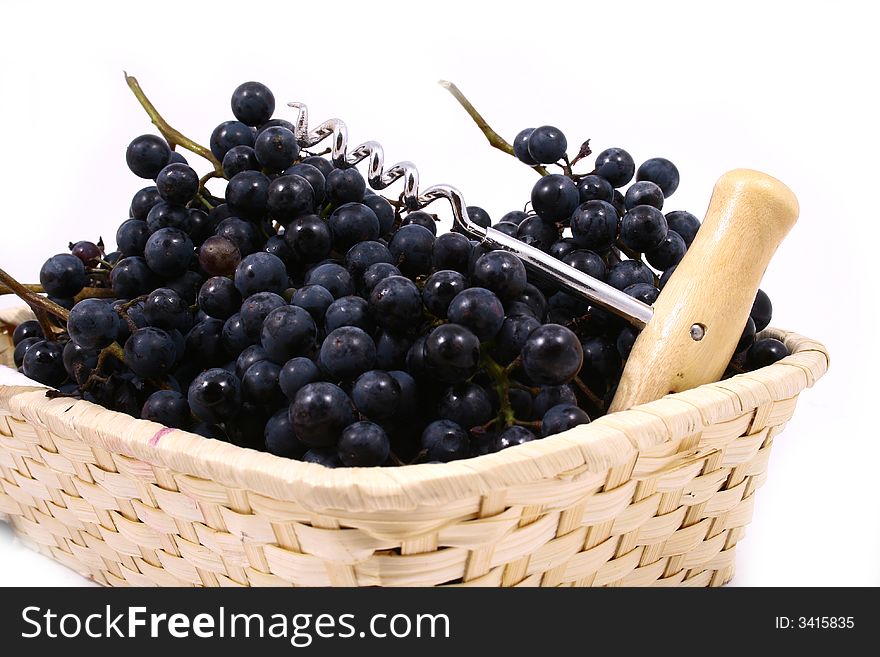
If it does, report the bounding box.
[286,102,653,329]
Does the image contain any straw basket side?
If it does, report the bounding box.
[0,306,829,587]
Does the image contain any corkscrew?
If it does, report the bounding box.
[287,101,654,329]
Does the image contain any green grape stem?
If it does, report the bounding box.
[481,352,515,428]
[124,73,223,175]
[439,80,550,177]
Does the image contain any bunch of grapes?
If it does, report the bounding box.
[9,80,790,468]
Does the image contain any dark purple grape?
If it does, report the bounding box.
[746,338,789,370]
[185,318,226,367]
[329,202,380,252]
[562,249,606,281]
[447,288,505,341]
[12,320,43,346]
[222,145,259,179]
[279,357,322,401]
[620,205,668,252]
[594,147,635,187]
[532,384,577,418]
[130,186,161,220]
[261,305,317,363]
[736,316,757,354]
[491,425,537,452]
[422,270,467,318]
[420,420,469,462]
[254,126,299,171]
[577,175,614,203]
[198,276,242,320]
[126,134,171,179]
[424,323,481,383]
[389,224,434,277]
[146,201,190,233]
[751,289,773,331]
[530,174,579,222]
[368,275,423,333]
[68,298,118,350]
[199,235,241,276]
[265,408,309,459]
[513,128,537,165]
[266,174,316,221]
[285,214,332,263]
[284,163,326,205]
[116,219,150,257]
[521,324,583,385]
[338,421,390,467]
[432,232,472,273]
[39,253,86,298]
[570,200,619,251]
[304,263,355,299]
[241,359,284,406]
[326,168,366,205]
[290,382,356,447]
[437,383,492,430]
[645,230,686,270]
[231,81,275,126]
[492,314,540,365]
[141,390,191,429]
[188,368,241,423]
[292,285,334,325]
[402,210,437,235]
[527,125,567,163]
[124,327,177,379]
[325,295,374,334]
[155,163,199,205]
[362,194,395,235]
[318,326,377,381]
[21,340,65,386]
[234,252,288,297]
[352,370,401,420]
[240,291,286,338]
[143,287,191,332]
[225,170,269,220]
[111,256,156,298]
[215,217,260,256]
[541,403,589,437]
[606,259,654,290]
[624,181,664,211]
[210,121,255,160]
[666,210,700,246]
[144,227,193,278]
[623,282,659,305]
[636,157,680,197]
[471,251,527,301]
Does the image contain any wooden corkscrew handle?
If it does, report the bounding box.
[608,169,799,412]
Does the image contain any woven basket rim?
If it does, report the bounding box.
[0,305,829,512]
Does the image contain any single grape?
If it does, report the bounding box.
[402,210,437,235]
[225,170,269,220]
[234,252,288,297]
[303,448,341,467]
[143,287,190,331]
[304,262,355,299]
[527,125,567,163]
[570,200,619,251]
[61,340,98,384]
[624,180,664,211]
[21,340,66,386]
[325,295,374,334]
[146,201,190,233]
[265,408,309,459]
[155,163,199,205]
[471,251,527,301]
[606,259,655,291]
[562,249,606,280]
[437,382,493,430]
[620,205,668,252]
[199,235,241,276]
[541,403,589,437]
[594,147,635,187]
[188,368,242,423]
[389,224,435,277]
[261,305,317,363]
[361,263,401,296]
[500,210,529,225]
[144,227,193,278]
[319,326,377,381]
[432,232,472,273]
[325,167,366,205]
[279,357,322,401]
[492,221,519,237]
[141,390,191,429]
[577,174,614,203]
[126,134,171,179]
[284,214,332,263]
[185,318,226,367]
[362,194,395,235]
[447,287,505,341]
[124,327,177,379]
[67,299,118,350]
[665,210,700,247]
[658,265,676,290]
[616,325,638,360]
[530,174,579,222]
[422,270,467,318]
[70,240,101,267]
[337,421,390,467]
[111,256,155,298]
[645,230,686,270]
[12,320,43,346]
[746,338,789,369]
[368,275,423,333]
[266,174,315,221]
[425,323,481,383]
[329,202,380,252]
[521,324,583,385]
[511,284,548,320]
[242,359,284,406]
[420,420,469,462]
[198,276,242,320]
[345,241,393,284]
[375,331,412,370]
[623,282,660,305]
[116,219,151,257]
[222,313,256,355]
[513,128,537,165]
[222,145,260,179]
[39,254,86,298]
[517,215,561,251]
[292,285,335,325]
[231,81,275,126]
[466,206,492,229]
[352,370,401,420]
[751,289,773,331]
[290,382,356,447]
[491,426,537,452]
[254,126,299,171]
[210,120,255,160]
[636,157,680,197]
[130,186,162,220]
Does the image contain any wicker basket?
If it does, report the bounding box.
[0,305,828,587]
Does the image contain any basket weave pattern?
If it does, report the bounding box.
[0,307,828,587]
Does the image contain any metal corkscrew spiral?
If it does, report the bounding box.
[286,102,654,328]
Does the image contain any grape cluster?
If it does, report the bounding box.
[12,82,789,468]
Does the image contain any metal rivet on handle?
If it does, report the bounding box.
[690,323,706,341]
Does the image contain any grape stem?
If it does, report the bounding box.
[573,376,605,413]
[124,72,223,175]
[0,266,71,339]
[615,240,642,261]
[438,81,550,177]
[481,353,515,428]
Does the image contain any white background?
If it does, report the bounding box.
[1,0,877,586]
